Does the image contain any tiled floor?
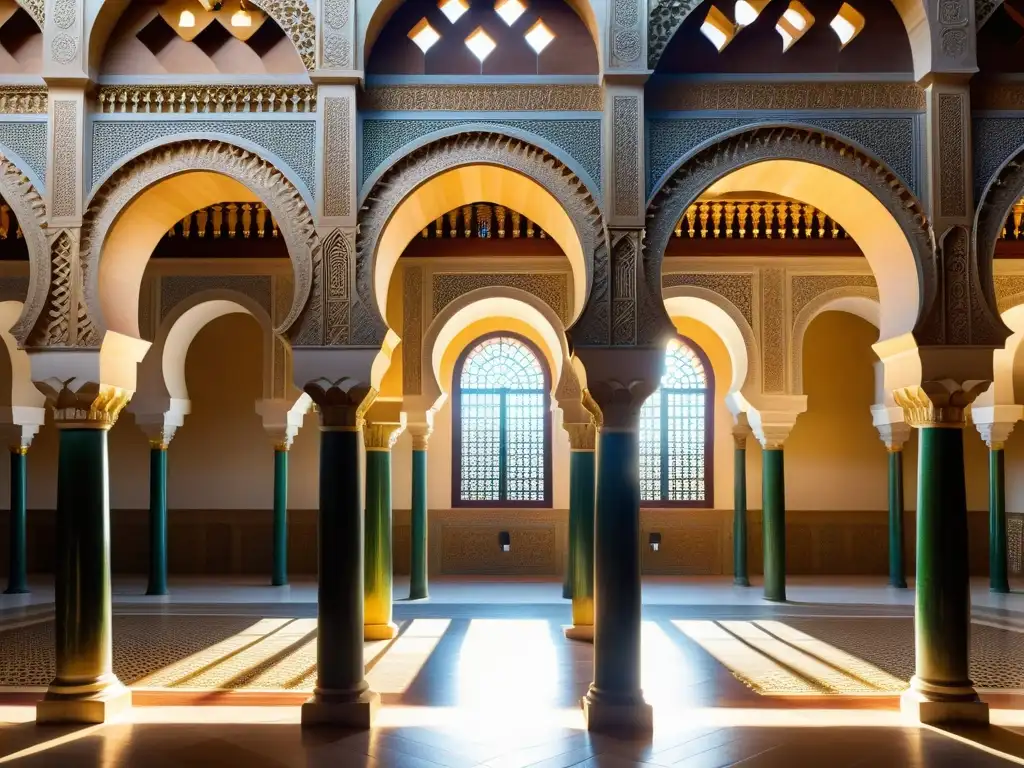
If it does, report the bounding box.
[3,577,1024,765]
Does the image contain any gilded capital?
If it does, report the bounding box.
[875,422,911,453]
[36,379,132,430]
[364,421,404,451]
[304,378,376,430]
[564,421,596,450]
[408,424,432,451]
[893,380,990,429]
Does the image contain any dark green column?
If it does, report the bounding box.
[989,445,1010,594]
[733,431,749,587]
[583,424,652,733]
[408,430,429,600]
[302,414,378,728]
[4,446,28,594]
[272,445,289,586]
[363,424,397,640]
[146,442,168,596]
[905,421,985,722]
[762,447,786,602]
[564,435,595,641]
[888,447,908,589]
[38,419,131,723]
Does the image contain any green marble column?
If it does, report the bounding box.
[733,431,749,587]
[564,424,595,641]
[903,417,986,723]
[762,447,786,602]
[408,429,429,600]
[38,408,131,724]
[989,445,1010,594]
[272,445,289,587]
[146,442,168,596]
[302,410,378,728]
[888,446,908,589]
[364,422,400,641]
[4,446,28,595]
[583,424,652,733]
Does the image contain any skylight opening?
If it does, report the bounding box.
[465,26,497,61]
[700,6,736,51]
[524,19,554,53]
[495,0,527,26]
[438,0,469,23]
[775,1,814,51]
[829,3,865,47]
[409,18,441,53]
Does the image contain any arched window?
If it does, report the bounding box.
[639,337,714,507]
[453,333,552,507]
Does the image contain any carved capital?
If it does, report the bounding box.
[732,427,750,450]
[1,421,41,452]
[364,421,404,451]
[893,379,990,428]
[303,377,376,429]
[586,379,659,431]
[407,423,432,451]
[36,378,132,429]
[564,421,596,451]
[875,421,911,452]
[976,421,1017,451]
[573,346,662,430]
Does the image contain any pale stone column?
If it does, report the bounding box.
[874,418,912,589]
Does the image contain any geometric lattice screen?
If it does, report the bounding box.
[454,334,550,507]
[639,338,712,506]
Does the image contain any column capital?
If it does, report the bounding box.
[303,377,376,430]
[894,379,990,428]
[0,407,44,452]
[565,421,597,451]
[134,405,188,449]
[972,404,1023,449]
[407,424,432,451]
[745,396,805,450]
[732,427,750,450]
[36,378,131,429]
[256,396,312,451]
[874,421,912,452]
[364,421,405,451]
[572,347,663,431]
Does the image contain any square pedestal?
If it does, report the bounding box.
[901,690,990,725]
[563,624,594,642]
[582,696,653,735]
[36,685,132,724]
[363,623,398,641]
[301,690,381,728]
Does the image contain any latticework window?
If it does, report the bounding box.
[453,334,551,507]
[639,338,714,506]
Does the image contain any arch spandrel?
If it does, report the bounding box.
[355,130,605,349]
[0,152,49,347]
[74,139,318,349]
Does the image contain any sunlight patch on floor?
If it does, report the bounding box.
[456,620,559,709]
[366,619,451,694]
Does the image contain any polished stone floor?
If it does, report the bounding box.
[2,577,1024,765]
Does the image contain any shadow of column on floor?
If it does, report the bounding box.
[934,723,1024,762]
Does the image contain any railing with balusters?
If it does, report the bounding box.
[676,200,849,240]
[419,204,547,239]
[166,203,279,239]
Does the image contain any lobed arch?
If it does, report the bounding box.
[86,0,317,73]
[646,126,931,345]
[0,150,48,347]
[662,287,758,399]
[647,0,933,78]
[790,288,881,395]
[974,304,1024,412]
[359,0,603,67]
[78,139,317,347]
[356,130,605,347]
[419,286,573,414]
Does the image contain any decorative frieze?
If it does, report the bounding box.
[158,275,273,322]
[761,268,785,394]
[431,272,569,323]
[402,266,423,395]
[662,272,753,327]
[359,85,602,112]
[790,274,876,319]
[96,86,316,114]
[647,82,925,112]
[0,88,47,115]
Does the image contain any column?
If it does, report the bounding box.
[407,424,430,600]
[36,381,133,724]
[146,439,169,596]
[895,382,989,725]
[975,420,1018,594]
[761,444,786,602]
[732,426,750,587]
[363,418,403,640]
[564,421,596,641]
[577,368,660,735]
[875,422,911,589]
[301,380,379,728]
[4,442,29,595]
[272,442,289,586]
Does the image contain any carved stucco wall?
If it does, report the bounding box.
[0,121,46,188]
[646,117,920,197]
[973,117,1024,200]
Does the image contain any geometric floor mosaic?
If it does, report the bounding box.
[2,613,1024,695]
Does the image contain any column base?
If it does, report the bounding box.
[3,586,29,595]
[301,689,380,728]
[763,592,786,603]
[272,579,289,587]
[145,588,168,597]
[407,591,428,601]
[363,622,398,641]
[890,580,908,589]
[582,690,653,735]
[563,624,594,642]
[733,577,750,587]
[901,685,989,725]
[36,683,132,724]
[990,585,1010,595]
